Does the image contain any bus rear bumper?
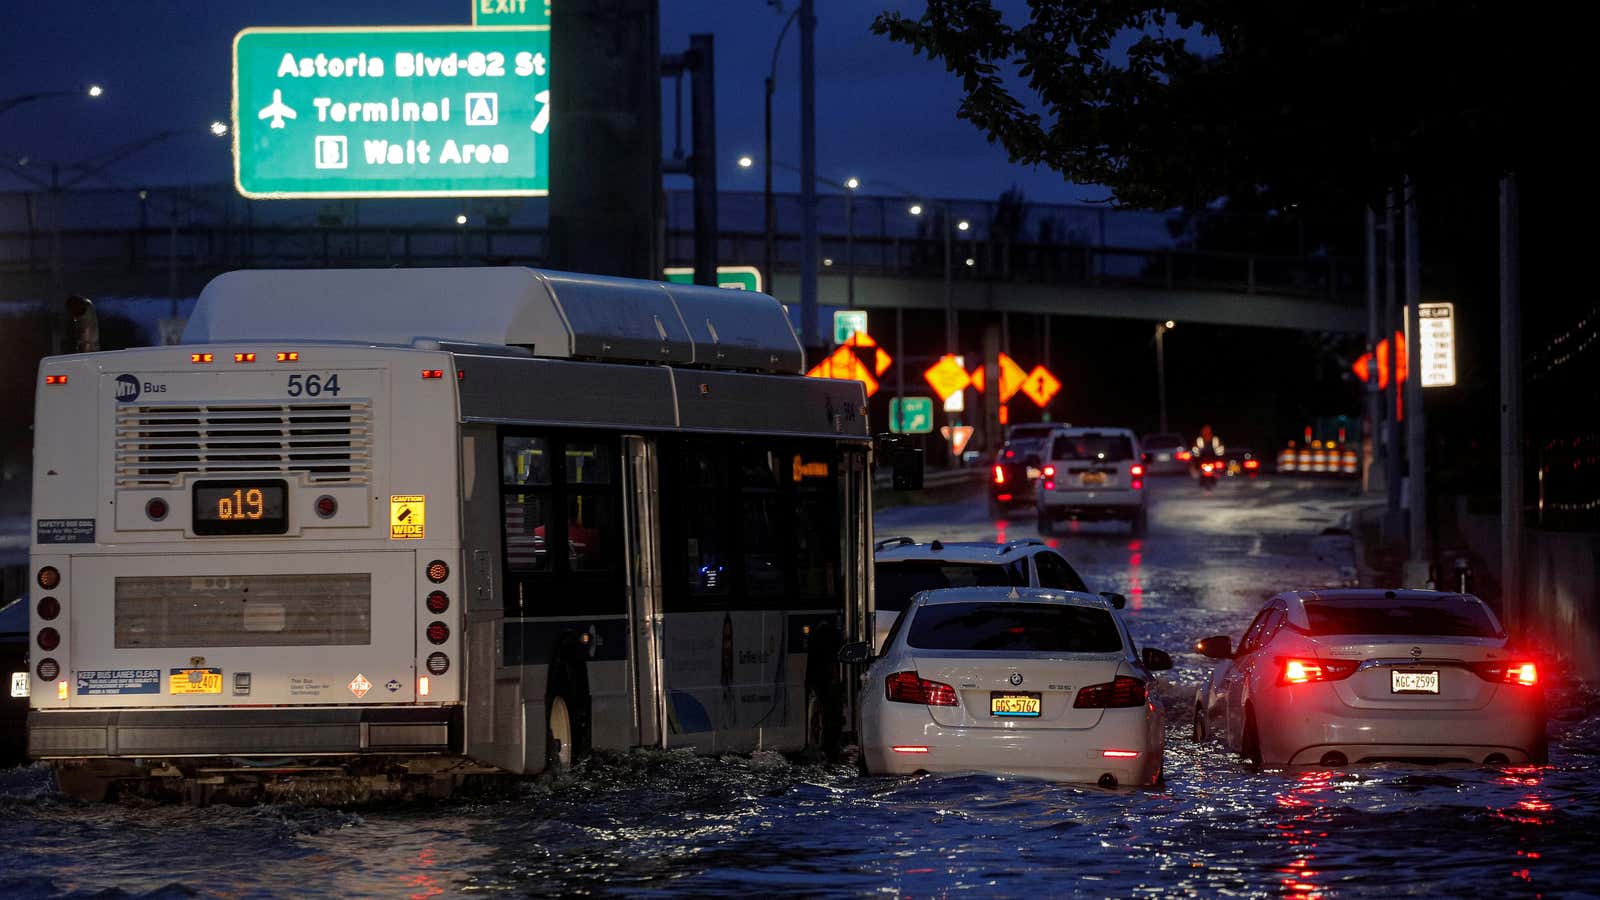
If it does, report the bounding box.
[28,706,460,759]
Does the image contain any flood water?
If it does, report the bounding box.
[2,480,1597,898]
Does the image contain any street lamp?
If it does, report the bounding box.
[1155,320,1176,433]
[0,83,104,118]
[737,155,753,169]
[209,121,228,137]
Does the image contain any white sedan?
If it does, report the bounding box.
[840,587,1171,787]
[1194,589,1548,766]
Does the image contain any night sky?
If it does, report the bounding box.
[0,0,1090,205]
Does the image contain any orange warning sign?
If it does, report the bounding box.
[969,353,1028,403]
[806,331,891,397]
[1019,366,1061,407]
[940,424,975,455]
[923,354,971,402]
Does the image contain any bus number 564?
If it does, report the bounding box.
[286,374,341,397]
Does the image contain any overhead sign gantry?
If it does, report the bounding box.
[232,26,550,198]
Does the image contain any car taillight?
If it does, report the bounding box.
[1101,749,1140,758]
[1041,465,1056,491]
[1130,464,1144,477]
[1177,450,1192,461]
[1244,459,1260,470]
[1073,676,1146,708]
[1201,462,1215,473]
[885,671,959,706]
[1277,657,1359,685]
[993,465,1006,485]
[1469,660,1539,686]
[996,493,1013,502]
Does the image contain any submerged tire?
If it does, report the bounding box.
[1242,707,1263,767]
[547,694,574,772]
[1192,704,1207,743]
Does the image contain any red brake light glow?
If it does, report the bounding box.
[885,671,960,706]
[996,493,1013,502]
[1277,657,1359,685]
[1470,660,1539,686]
[1073,676,1146,708]
[422,369,445,379]
[892,745,930,754]
[1177,450,1192,461]
[1101,749,1140,759]
[44,374,68,385]
[1130,464,1145,477]
[993,465,1006,485]
[1244,459,1260,469]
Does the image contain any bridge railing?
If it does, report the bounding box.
[0,223,1360,303]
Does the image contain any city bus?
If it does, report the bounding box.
[25,267,880,800]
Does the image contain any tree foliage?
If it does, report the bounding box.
[871,1,1550,212]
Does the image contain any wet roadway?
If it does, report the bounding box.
[1,476,1596,898]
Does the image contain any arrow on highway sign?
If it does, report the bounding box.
[967,353,1029,403]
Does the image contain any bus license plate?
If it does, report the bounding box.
[1391,670,1440,694]
[991,693,1041,717]
[9,672,28,699]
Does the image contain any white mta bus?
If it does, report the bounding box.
[27,267,879,799]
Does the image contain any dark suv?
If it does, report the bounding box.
[988,424,1057,517]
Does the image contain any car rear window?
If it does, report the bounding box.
[874,561,1026,613]
[1144,433,1183,449]
[1050,434,1134,462]
[1303,597,1501,638]
[907,602,1125,653]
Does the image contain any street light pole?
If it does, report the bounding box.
[1155,321,1174,433]
[798,0,819,352]
[762,9,796,303]
[0,84,102,119]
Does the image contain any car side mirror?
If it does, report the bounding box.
[837,641,874,665]
[1142,647,1174,671]
[1099,591,1127,610]
[876,434,924,491]
[1195,635,1233,660]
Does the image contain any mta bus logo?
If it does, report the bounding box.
[114,374,141,403]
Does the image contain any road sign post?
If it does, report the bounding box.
[232,27,551,198]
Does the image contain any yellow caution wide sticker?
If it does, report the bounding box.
[169,668,223,695]
[390,494,425,540]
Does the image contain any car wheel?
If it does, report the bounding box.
[1241,706,1263,767]
[1191,703,1207,743]
[546,694,574,772]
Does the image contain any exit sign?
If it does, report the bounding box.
[663,266,762,293]
[232,26,550,198]
[472,0,548,26]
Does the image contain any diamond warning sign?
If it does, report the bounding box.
[349,673,373,698]
[390,495,425,540]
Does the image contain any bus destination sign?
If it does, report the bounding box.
[232,26,551,199]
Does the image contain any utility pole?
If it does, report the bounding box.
[1403,178,1429,585]
[1364,206,1381,493]
[797,0,818,351]
[1499,173,1523,631]
[1383,189,1402,533]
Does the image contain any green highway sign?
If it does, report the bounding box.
[663,266,763,293]
[833,309,868,345]
[472,0,549,26]
[889,396,936,435]
[232,26,550,199]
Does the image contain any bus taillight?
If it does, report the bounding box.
[426,591,449,614]
[37,628,60,651]
[426,621,450,645]
[37,567,59,590]
[36,658,59,680]
[36,596,59,620]
[418,676,431,697]
[426,560,449,583]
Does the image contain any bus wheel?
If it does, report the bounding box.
[547,695,574,772]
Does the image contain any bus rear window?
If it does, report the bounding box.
[874,561,1027,613]
[906,602,1124,653]
[1303,597,1501,638]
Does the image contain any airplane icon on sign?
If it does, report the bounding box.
[258,89,297,129]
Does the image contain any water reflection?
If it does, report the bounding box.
[1271,770,1334,899]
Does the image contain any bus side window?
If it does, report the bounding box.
[791,448,840,598]
[502,436,553,573]
[739,445,785,598]
[680,441,731,598]
[563,441,613,573]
